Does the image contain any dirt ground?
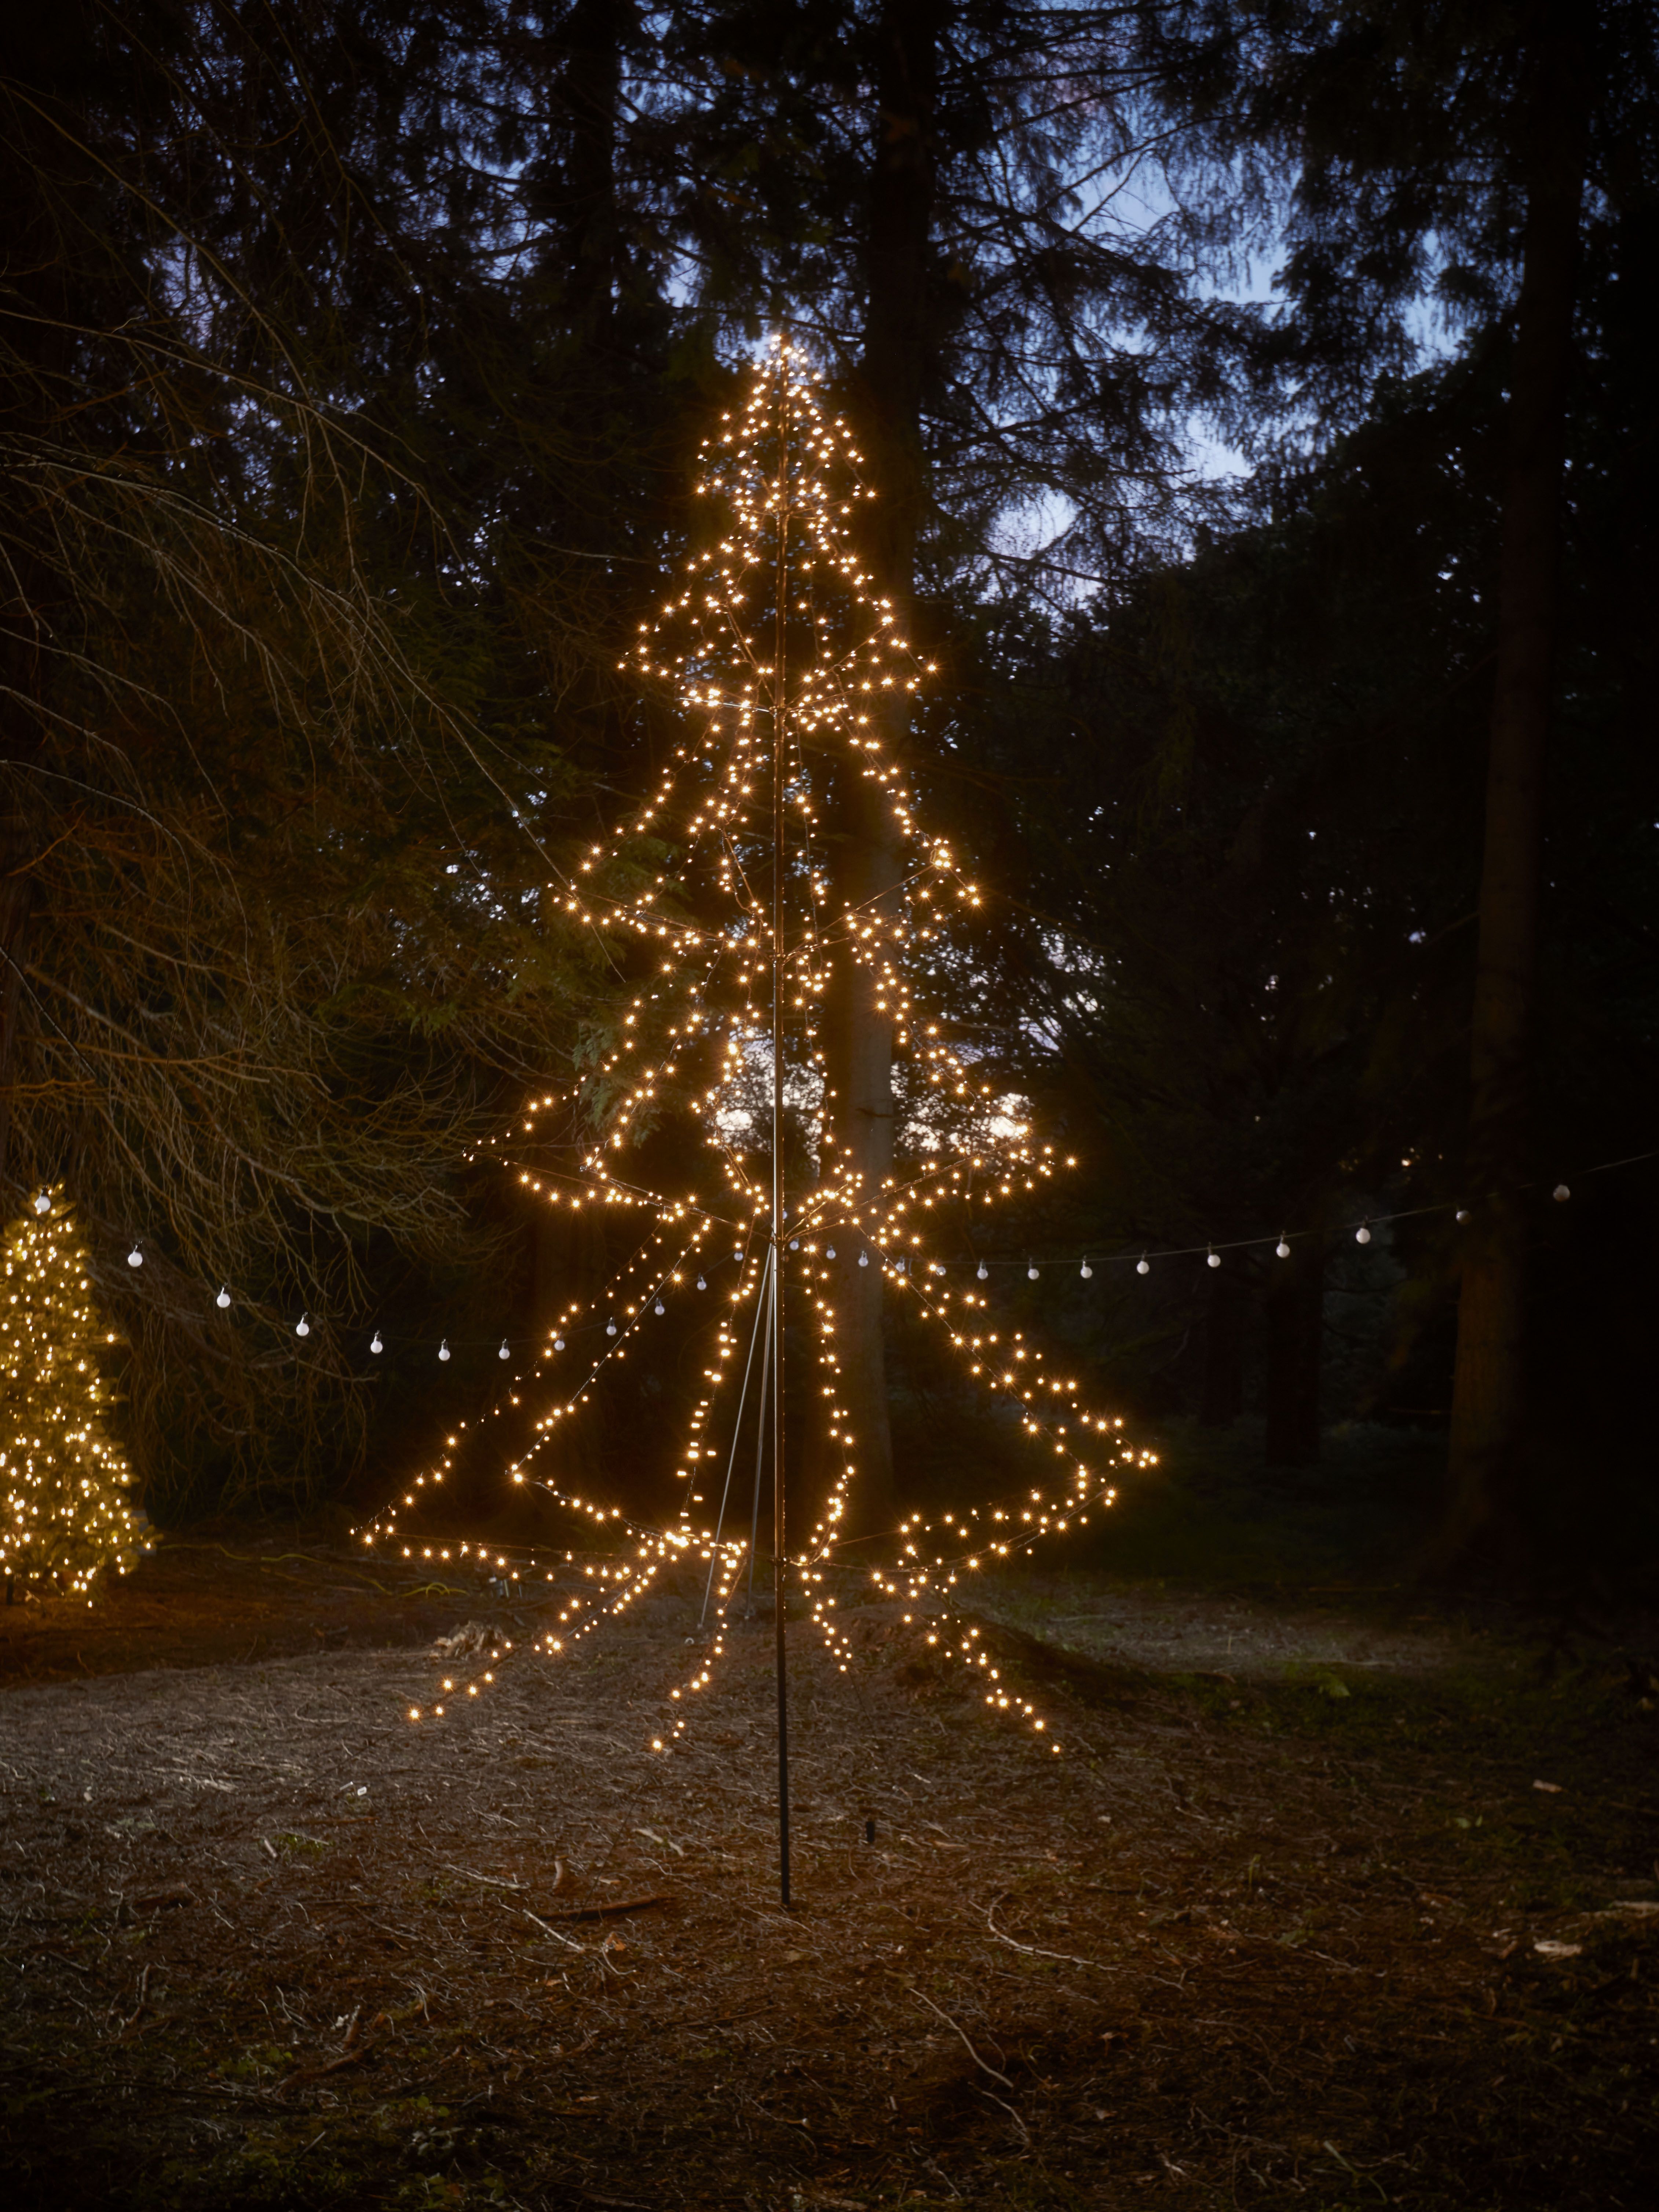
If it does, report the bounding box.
[1,1536,1656,2210]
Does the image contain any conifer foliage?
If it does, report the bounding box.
[0,1190,140,1598]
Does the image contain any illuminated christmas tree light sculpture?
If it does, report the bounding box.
[361,341,1155,1893]
[0,1188,142,1600]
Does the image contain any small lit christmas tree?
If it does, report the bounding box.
[0,1187,141,1599]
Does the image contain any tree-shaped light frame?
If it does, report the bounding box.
[359,339,1156,1763]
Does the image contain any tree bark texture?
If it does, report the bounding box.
[1264,1237,1324,1467]
[0,20,82,1192]
[817,0,941,1533]
[1444,12,1587,1564]
[1198,1262,1246,1429]
[551,0,630,333]
[0,844,36,1184]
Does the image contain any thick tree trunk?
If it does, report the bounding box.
[0,15,94,1192]
[0,846,36,1185]
[1198,1262,1246,1429]
[555,0,629,333]
[818,0,941,1534]
[1444,16,1587,1567]
[1264,1237,1324,1467]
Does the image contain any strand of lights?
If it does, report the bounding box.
[406,1552,637,1724]
[803,1568,1067,1753]
[917,1613,1061,1748]
[651,1540,747,1753]
[795,1253,1152,1750]
[408,1515,736,1724]
[358,1228,712,1557]
[95,1159,1624,1372]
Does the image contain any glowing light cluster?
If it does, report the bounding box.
[362,339,1150,1764]
[0,1188,145,1600]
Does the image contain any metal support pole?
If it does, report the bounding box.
[703,1245,772,1626]
[746,1258,774,1596]
[771,345,791,1911]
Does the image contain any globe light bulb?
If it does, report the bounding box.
[825,1246,836,1260]
[607,1319,618,1337]
[295,1314,311,1337]
[1275,1238,1291,1259]
[370,1330,383,1354]
[1137,1255,1150,1275]
[498,1340,511,1359]
[858,1251,869,1268]
[654,1299,665,1315]
[977,1260,988,1280]
[553,1335,566,1351]
[216,1285,231,1310]
[1355,1224,1372,1245]
[127,1245,143,1269]
[1553,1183,1570,1202]
[438,1338,450,1361]
[1080,1259,1093,1280]
[1027,1262,1038,1281]
[33,1191,51,1216]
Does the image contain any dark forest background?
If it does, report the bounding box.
[1,1,1654,1588]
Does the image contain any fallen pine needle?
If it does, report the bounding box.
[910,1986,1015,2091]
[275,2011,387,2094]
[522,1906,586,1951]
[441,1864,526,1892]
[985,1892,1117,1973]
[546,1894,668,1921]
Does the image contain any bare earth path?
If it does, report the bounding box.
[1,1541,1655,2209]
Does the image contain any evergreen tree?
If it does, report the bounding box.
[1227,0,1659,1559]
[938,362,1495,1456]
[0,1188,140,1597]
[0,2,626,1511]
[949,247,1658,1525]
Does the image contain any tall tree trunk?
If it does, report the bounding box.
[1198,1262,1246,1428]
[556,0,629,336]
[0,842,36,1184]
[1444,14,1587,1567]
[0,17,83,1192]
[818,0,941,1534]
[1264,1236,1324,1467]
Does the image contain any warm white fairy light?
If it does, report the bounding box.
[0,1187,145,1600]
[359,338,1150,1763]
